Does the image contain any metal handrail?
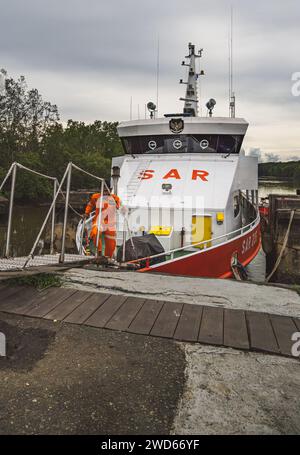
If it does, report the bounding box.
[0,161,116,264]
[25,162,115,266]
[24,163,71,267]
[128,210,260,266]
[0,162,15,192]
[0,162,59,258]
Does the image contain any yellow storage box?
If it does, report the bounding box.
[149,226,172,236]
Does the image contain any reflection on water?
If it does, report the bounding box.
[0,181,298,257]
[0,206,49,257]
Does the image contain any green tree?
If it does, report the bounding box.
[0,71,124,201]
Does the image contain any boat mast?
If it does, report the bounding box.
[180,43,204,117]
[229,7,236,118]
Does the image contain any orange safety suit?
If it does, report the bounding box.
[85,192,121,258]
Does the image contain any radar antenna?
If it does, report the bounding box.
[179,43,204,117]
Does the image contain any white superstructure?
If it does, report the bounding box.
[112,44,258,259]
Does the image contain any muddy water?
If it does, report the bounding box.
[0,206,50,257]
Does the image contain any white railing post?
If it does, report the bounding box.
[5,162,17,258]
[79,218,86,255]
[50,179,57,255]
[0,162,14,193]
[23,165,70,268]
[59,163,72,264]
[122,228,127,262]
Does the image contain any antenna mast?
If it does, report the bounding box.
[156,36,160,118]
[229,7,236,118]
[179,43,204,117]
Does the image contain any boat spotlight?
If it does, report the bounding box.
[147,101,157,119]
[206,98,216,117]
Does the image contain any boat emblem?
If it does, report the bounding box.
[169,118,184,133]
[173,139,183,150]
[148,140,157,150]
[200,139,209,149]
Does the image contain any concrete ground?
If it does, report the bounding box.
[173,344,300,435]
[63,268,300,318]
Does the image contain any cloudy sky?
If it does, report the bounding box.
[0,0,299,160]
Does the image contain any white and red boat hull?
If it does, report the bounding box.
[139,218,261,279]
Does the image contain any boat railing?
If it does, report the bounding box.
[128,203,260,267]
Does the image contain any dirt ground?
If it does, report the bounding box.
[0,312,185,435]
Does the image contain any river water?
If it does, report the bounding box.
[0,180,298,258]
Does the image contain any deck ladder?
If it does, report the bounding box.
[125,160,152,206]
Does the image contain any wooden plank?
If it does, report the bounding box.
[43,291,92,321]
[106,297,145,331]
[128,300,164,335]
[85,295,127,328]
[224,309,250,350]
[150,302,183,339]
[270,315,298,357]
[25,288,77,318]
[0,286,39,312]
[64,293,110,324]
[0,286,29,306]
[15,287,58,315]
[174,304,203,342]
[198,306,224,346]
[246,312,279,354]
[4,289,51,315]
[294,318,300,331]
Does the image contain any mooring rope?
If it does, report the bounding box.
[266,209,295,283]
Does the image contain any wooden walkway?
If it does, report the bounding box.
[0,285,299,358]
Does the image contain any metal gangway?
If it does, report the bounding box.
[0,162,110,272]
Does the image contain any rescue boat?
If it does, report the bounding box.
[78,43,261,279]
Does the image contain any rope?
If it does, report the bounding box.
[71,163,107,186]
[266,210,295,283]
[56,188,82,218]
[1,161,109,218]
[16,163,57,181]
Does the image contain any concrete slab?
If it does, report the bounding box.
[63,269,300,318]
[172,344,300,435]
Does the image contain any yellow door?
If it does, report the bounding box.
[192,216,212,249]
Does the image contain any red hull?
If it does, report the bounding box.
[139,221,261,279]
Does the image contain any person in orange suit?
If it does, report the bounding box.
[84,186,121,258]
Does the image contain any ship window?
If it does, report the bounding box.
[121,135,244,155]
[234,195,240,218]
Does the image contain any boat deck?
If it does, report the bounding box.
[0,285,299,358]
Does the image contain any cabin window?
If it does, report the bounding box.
[121,134,244,155]
[234,195,240,218]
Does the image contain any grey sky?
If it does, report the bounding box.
[0,0,299,160]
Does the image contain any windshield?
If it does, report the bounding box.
[121,134,244,155]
